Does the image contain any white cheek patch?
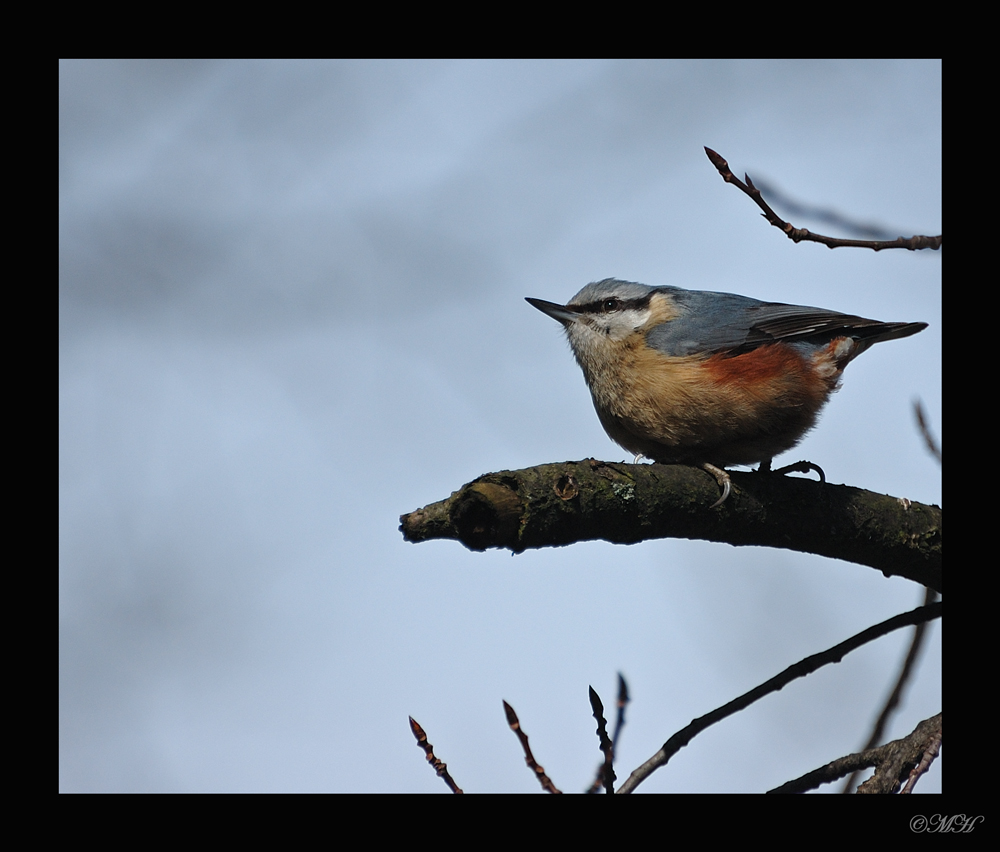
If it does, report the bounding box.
[567,305,653,345]
[603,308,651,340]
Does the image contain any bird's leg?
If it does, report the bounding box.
[701,463,732,508]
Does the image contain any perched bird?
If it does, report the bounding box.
[526,279,926,506]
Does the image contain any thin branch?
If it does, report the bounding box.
[842,587,940,792]
[587,673,630,794]
[770,713,942,794]
[400,461,942,593]
[588,687,616,794]
[705,147,942,251]
[914,400,942,464]
[408,716,463,794]
[502,700,562,794]
[900,723,942,794]
[616,602,942,794]
[613,673,630,755]
[747,177,900,241]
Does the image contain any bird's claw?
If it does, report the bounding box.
[702,463,732,508]
[771,459,826,483]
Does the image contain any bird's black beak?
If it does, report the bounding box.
[526,297,577,326]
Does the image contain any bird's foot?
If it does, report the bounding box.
[760,459,826,483]
[701,463,732,508]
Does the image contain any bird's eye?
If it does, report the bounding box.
[602,298,620,313]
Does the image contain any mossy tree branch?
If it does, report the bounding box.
[400,460,941,593]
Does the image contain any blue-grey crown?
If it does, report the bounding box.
[569,278,659,306]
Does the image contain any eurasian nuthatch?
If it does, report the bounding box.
[526,278,926,505]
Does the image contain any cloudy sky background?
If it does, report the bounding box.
[60,60,941,793]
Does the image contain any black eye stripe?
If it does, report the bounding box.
[576,295,651,314]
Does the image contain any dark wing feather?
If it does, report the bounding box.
[647,288,925,357]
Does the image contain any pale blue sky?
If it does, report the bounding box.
[60,59,941,793]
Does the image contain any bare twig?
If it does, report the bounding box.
[408,716,463,794]
[747,177,902,240]
[914,400,942,464]
[705,147,942,251]
[900,723,942,794]
[616,602,942,793]
[770,713,942,794]
[842,587,940,792]
[588,687,616,794]
[613,673,630,754]
[503,700,562,794]
[587,673,630,794]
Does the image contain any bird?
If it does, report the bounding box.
[526,278,927,506]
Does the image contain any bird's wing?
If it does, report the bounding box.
[646,289,920,357]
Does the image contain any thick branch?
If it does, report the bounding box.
[399,460,941,592]
[769,712,942,794]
